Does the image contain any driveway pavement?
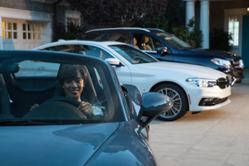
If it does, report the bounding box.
[150,68,249,166]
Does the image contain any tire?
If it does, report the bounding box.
[153,83,188,121]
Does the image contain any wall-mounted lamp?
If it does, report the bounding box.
[247,6,249,14]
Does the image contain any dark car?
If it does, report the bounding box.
[0,50,172,166]
[77,27,244,85]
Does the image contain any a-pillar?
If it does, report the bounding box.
[184,0,196,30]
[200,0,210,48]
[0,17,2,49]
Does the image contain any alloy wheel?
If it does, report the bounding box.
[157,88,182,119]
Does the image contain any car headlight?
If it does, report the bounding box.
[239,59,244,68]
[211,58,231,68]
[186,78,217,87]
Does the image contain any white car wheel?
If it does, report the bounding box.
[153,83,188,121]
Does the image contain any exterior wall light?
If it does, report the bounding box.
[247,6,249,14]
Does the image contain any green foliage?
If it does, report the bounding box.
[144,12,168,30]
[172,26,189,42]
[172,18,203,48]
[187,18,203,48]
[66,0,167,27]
[143,0,184,33]
[163,0,185,33]
[59,22,86,40]
[210,28,233,51]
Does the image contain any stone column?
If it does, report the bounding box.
[0,17,2,49]
[200,0,210,48]
[185,0,196,28]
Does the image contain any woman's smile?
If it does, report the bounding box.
[63,72,84,102]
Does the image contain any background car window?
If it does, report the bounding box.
[108,33,130,43]
[133,33,166,52]
[155,32,191,49]
[109,45,158,64]
[79,45,114,60]
[151,37,165,50]
[133,33,154,51]
[41,45,76,53]
[79,33,108,41]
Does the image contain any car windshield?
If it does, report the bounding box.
[155,32,192,49]
[0,52,125,125]
[108,45,158,64]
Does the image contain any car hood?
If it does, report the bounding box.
[181,48,241,60]
[0,123,119,166]
[135,62,226,78]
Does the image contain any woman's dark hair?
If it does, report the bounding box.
[57,64,88,85]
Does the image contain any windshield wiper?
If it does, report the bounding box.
[0,119,62,126]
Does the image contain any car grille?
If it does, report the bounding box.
[216,77,229,89]
[199,97,228,106]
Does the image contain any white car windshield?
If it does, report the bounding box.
[155,32,192,49]
[109,45,158,64]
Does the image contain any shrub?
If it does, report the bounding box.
[210,28,233,51]
[172,26,189,42]
[172,18,203,48]
[59,22,86,40]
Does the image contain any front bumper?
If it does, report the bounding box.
[199,97,228,106]
[187,84,231,112]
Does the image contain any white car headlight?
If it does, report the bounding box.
[186,78,217,87]
[211,58,231,68]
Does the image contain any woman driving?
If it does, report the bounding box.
[57,64,94,118]
[30,64,103,119]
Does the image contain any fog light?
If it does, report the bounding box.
[203,98,214,102]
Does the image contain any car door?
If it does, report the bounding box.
[77,44,132,85]
[133,32,174,61]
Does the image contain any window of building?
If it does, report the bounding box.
[22,23,42,40]
[228,17,239,46]
[2,22,18,39]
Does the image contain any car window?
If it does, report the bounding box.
[31,45,76,77]
[40,44,76,52]
[79,45,114,60]
[108,45,158,64]
[108,33,130,43]
[15,60,60,77]
[79,33,108,41]
[155,32,191,49]
[133,33,165,51]
[1,57,124,124]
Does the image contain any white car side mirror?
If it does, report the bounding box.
[105,58,121,67]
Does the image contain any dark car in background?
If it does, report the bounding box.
[0,50,172,166]
[77,27,244,85]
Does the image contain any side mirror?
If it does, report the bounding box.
[138,92,172,127]
[157,46,168,56]
[0,61,20,73]
[105,58,122,67]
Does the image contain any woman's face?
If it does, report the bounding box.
[63,72,84,101]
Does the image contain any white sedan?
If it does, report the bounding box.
[33,40,231,121]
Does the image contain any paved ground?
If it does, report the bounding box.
[150,68,249,166]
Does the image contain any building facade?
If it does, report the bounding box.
[184,0,249,67]
[0,0,81,50]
